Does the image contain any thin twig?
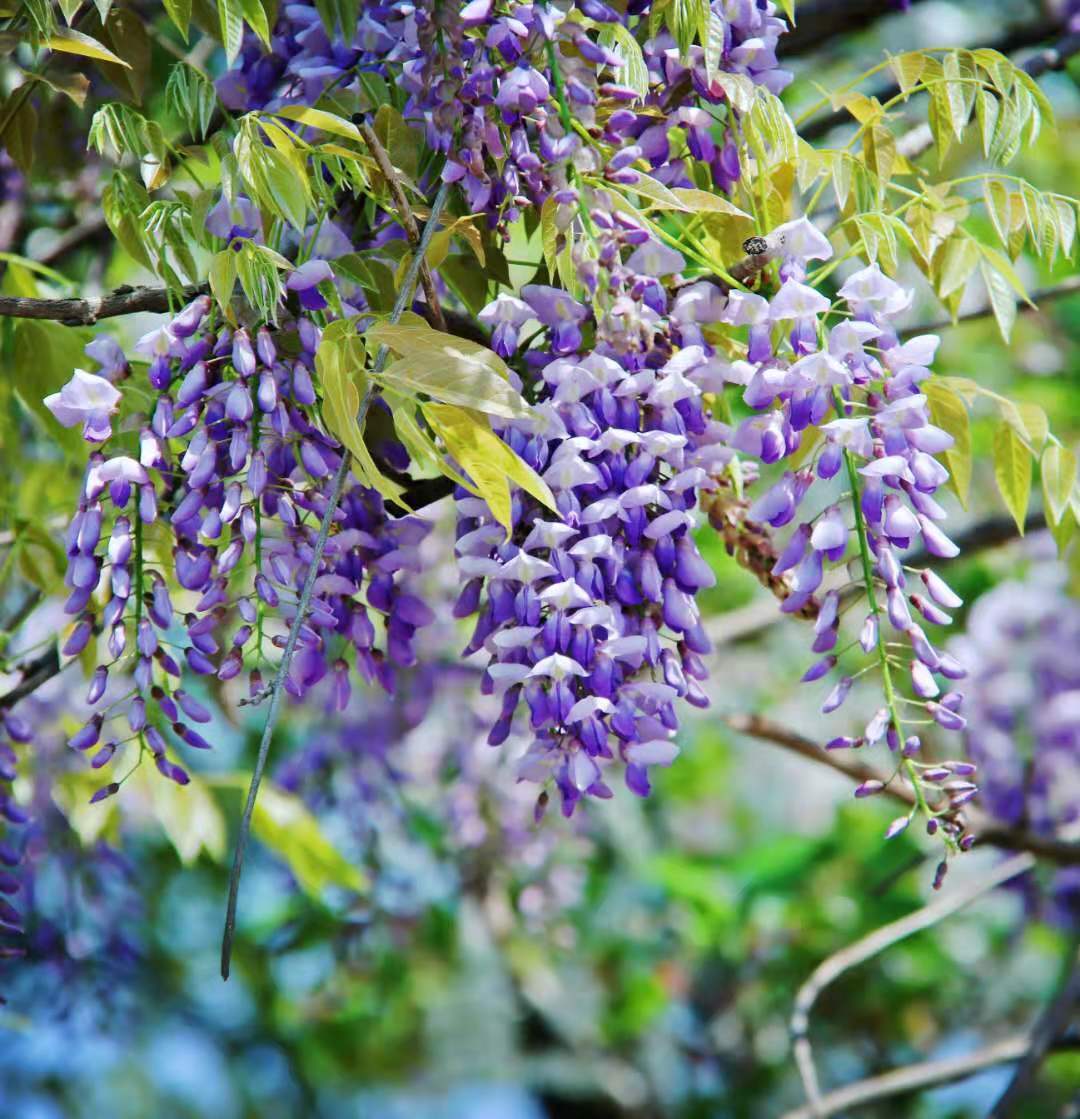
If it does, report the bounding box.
[219,180,451,981]
[356,121,446,333]
[778,0,931,58]
[787,849,1037,1114]
[0,646,61,710]
[781,1034,1080,1119]
[990,937,1080,1117]
[900,276,1080,339]
[726,714,1080,866]
[34,216,110,268]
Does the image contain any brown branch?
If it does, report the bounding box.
[778,0,931,59]
[900,277,1080,339]
[34,216,110,269]
[0,283,206,326]
[0,645,61,710]
[782,1034,1079,1119]
[708,511,1047,648]
[726,713,1080,865]
[356,121,446,333]
[702,487,821,617]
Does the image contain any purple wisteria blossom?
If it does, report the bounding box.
[456,197,755,816]
[44,370,122,443]
[219,2,792,232]
[59,298,434,801]
[721,235,974,853]
[952,554,1080,925]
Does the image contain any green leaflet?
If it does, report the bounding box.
[423,403,557,535]
[1041,443,1078,528]
[273,104,363,143]
[46,26,130,67]
[368,322,530,421]
[992,421,1032,533]
[923,379,972,508]
[211,776,365,895]
[315,323,407,504]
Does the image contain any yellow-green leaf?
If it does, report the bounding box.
[978,258,1016,343]
[162,0,192,39]
[993,420,1032,533]
[423,402,557,534]
[147,770,226,865]
[209,249,237,317]
[209,776,365,895]
[924,379,972,507]
[316,326,406,503]
[273,104,362,142]
[670,188,751,219]
[46,26,131,67]
[1041,443,1077,528]
[627,173,691,212]
[368,322,529,420]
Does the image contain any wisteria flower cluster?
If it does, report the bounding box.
[456,188,760,816]
[219,0,790,230]
[718,225,977,856]
[951,553,1080,922]
[50,299,432,801]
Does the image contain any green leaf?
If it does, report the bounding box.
[975,89,1000,159]
[240,0,271,46]
[540,195,559,280]
[208,249,237,316]
[888,51,926,95]
[936,235,979,300]
[625,173,691,212]
[1,96,35,175]
[11,320,90,457]
[983,178,1011,249]
[702,9,726,87]
[978,243,1033,306]
[993,421,1032,533]
[218,0,245,65]
[670,188,751,219]
[148,771,226,865]
[273,104,363,142]
[368,322,530,420]
[923,379,972,507]
[46,26,131,67]
[423,403,557,534]
[162,0,192,38]
[1041,443,1077,528]
[212,777,365,895]
[995,395,1048,450]
[316,324,407,503]
[978,258,1016,342]
[599,23,648,99]
[373,103,420,184]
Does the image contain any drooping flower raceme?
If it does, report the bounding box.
[59,299,433,800]
[723,239,975,856]
[454,197,759,817]
[219,2,792,231]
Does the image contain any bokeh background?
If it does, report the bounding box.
[3,2,1080,1116]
